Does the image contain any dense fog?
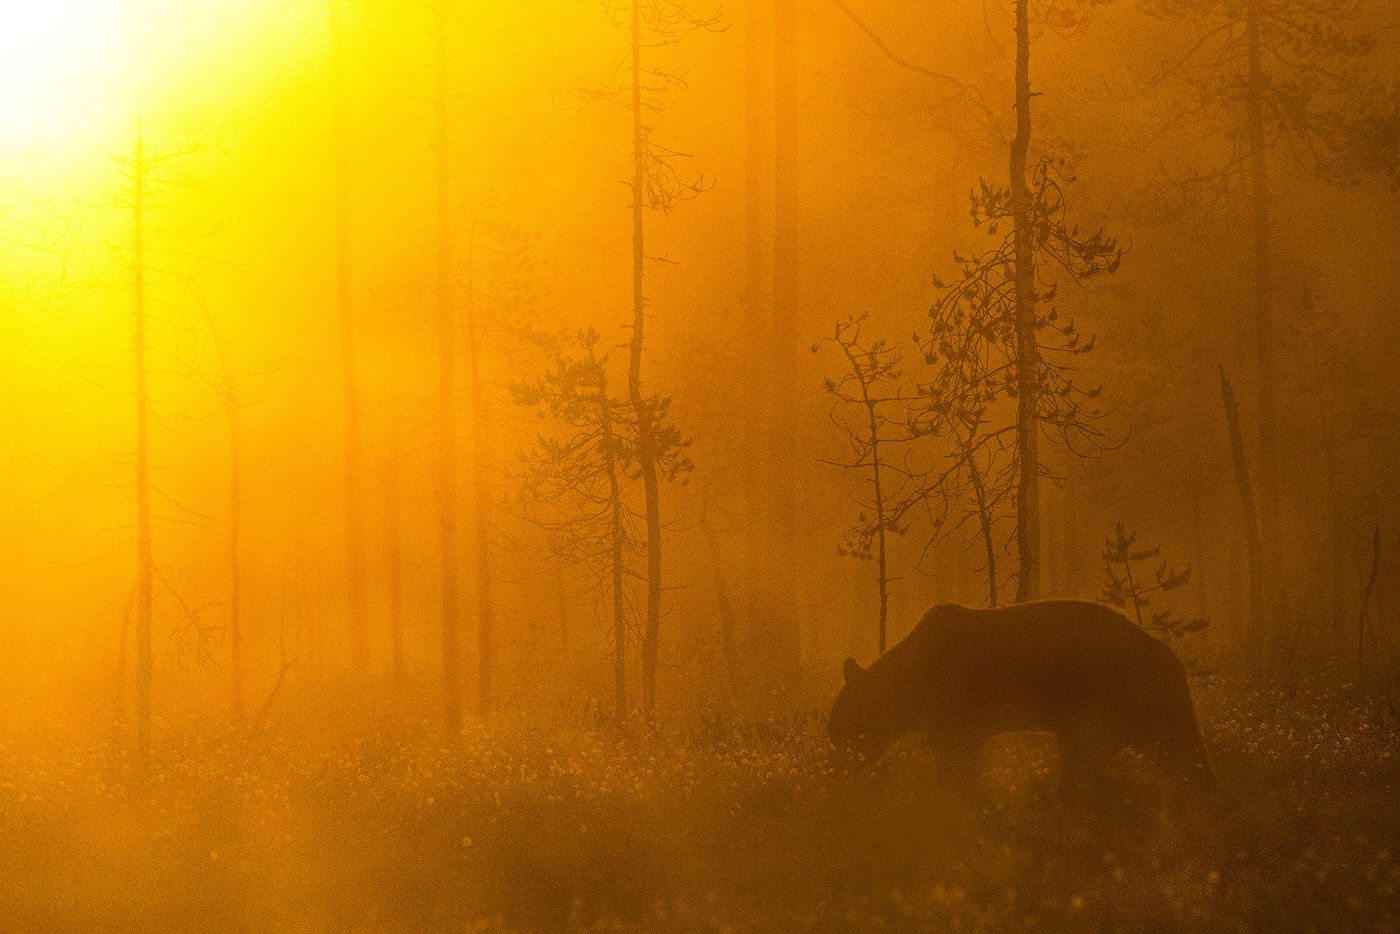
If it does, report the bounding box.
[1,1,1398,930]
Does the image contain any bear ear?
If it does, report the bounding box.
[843,657,864,684]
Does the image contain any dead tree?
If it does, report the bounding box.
[331,0,368,675]
[579,0,719,720]
[433,0,462,734]
[1220,367,1265,658]
[814,313,918,654]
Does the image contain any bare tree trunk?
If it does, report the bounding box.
[1064,469,1081,597]
[434,2,462,735]
[955,519,970,604]
[601,394,627,721]
[870,406,889,654]
[1244,0,1279,618]
[132,120,154,773]
[699,495,739,685]
[743,0,772,649]
[225,371,244,723]
[1317,356,1345,634]
[1011,0,1041,604]
[464,219,493,718]
[110,586,134,764]
[968,452,998,608]
[850,386,888,652]
[384,459,404,682]
[332,0,368,674]
[1221,368,1265,660]
[630,3,664,723]
[1191,487,1207,625]
[555,571,569,653]
[761,0,802,687]
[1359,525,1380,680]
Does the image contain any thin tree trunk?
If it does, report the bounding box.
[967,451,997,608]
[1359,525,1380,680]
[957,518,968,607]
[1220,368,1264,660]
[841,355,889,653]
[1121,553,1145,629]
[1317,353,1344,634]
[868,403,888,654]
[700,508,739,685]
[601,390,627,721]
[1011,0,1041,604]
[110,585,134,763]
[278,569,288,668]
[1244,0,1279,616]
[384,459,404,682]
[1191,487,1207,625]
[767,0,802,684]
[1064,469,1081,597]
[434,2,462,735]
[464,218,493,717]
[630,3,664,723]
[132,120,154,773]
[332,0,368,674]
[743,0,772,650]
[555,571,569,653]
[226,373,244,722]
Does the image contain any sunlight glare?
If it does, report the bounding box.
[0,0,125,148]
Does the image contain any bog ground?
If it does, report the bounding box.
[1,680,1396,933]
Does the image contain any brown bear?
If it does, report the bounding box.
[828,600,1216,794]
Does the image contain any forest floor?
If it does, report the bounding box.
[1,681,1397,933]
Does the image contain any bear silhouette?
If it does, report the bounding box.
[829,600,1216,795]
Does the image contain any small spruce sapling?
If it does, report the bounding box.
[1101,522,1209,643]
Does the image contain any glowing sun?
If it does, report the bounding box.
[0,0,125,147]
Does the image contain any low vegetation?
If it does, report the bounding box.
[1,680,1396,933]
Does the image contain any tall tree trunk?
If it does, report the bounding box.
[1359,526,1380,680]
[132,120,154,773]
[857,395,888,653]
[955,519,970,605]
[763,0,802,686]
[743,0,772,649]
[384,459,404,682]
[555,571,569,653]
[1063,468,1081,597]
[630,3,664,722]
[1191,487,1208,624]
[700,505,739,686]
[1221,368,1264,659]
[464,219,493,717]
[110,587,133,761]
[225,370,244,723]
[1244,0,1278,625]
[1011,0,1041,604]
[332,0,368,674]
[968,451,997,608]
[602,393,627,721]
[1318,367,1344,634]
[434,2,462,734]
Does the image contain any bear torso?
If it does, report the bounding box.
[829,601,1213,790]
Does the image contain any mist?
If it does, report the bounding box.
[1,0,1398,930]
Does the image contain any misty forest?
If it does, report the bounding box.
[2,0,1400,930]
